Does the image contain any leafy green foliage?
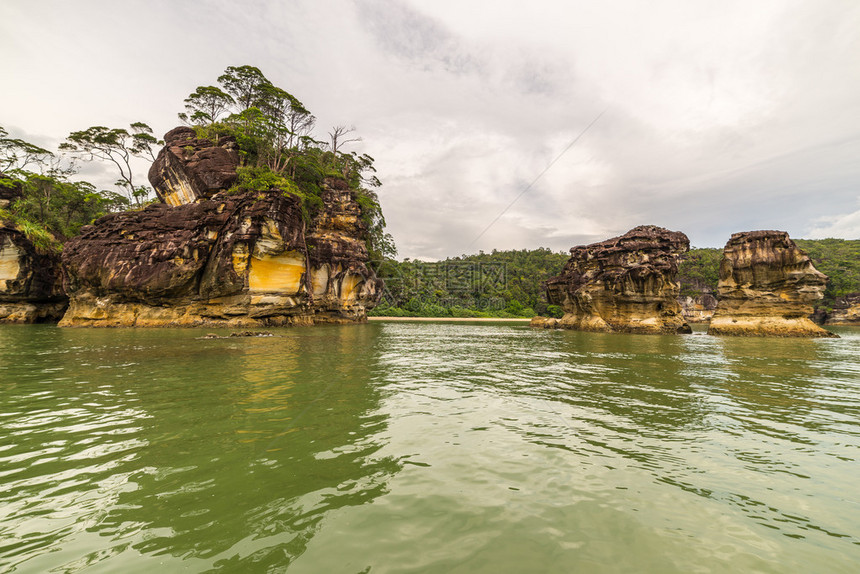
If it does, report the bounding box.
[0,208,62,254]
[59,123,160,207]
[12,172,126,240]
[179,86,235,125]
[1,125,127,247]
[0,126,52,172]
[185,65,389,257]
[678,248,722,298]
[795,239,860,304]
[369,248,569,318]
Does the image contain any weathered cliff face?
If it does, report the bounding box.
[679,291,717,323]
[823,293,860,326]
[707,230,836,337]
[0,224,67,323]
[60,130,382,327]
[148,126,240,206]
[536,225,691,334]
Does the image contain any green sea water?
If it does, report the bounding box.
[0,322,858,573]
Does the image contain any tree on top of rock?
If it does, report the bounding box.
[179,86,235,126]
[178,65,394,261]
[217,65,273,111]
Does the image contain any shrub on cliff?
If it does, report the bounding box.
[678,247,721,298]
[1,126,128,245]
[181,65,394,261]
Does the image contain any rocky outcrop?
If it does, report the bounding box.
[679,292,717,323]
[823,293,860,326]
[707,230,836,337]
[539,225,692,334]
[0,223,67,323]
[59,129,383,327]
[148,127,240,206]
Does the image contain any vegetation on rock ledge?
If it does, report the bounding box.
[182,65,394,259]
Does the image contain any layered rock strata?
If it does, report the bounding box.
[0,224,67,323]
[824,294,860,325]
[707,230,836,337]
[679,292,717,323]
[536,225,692,334]
[60,130,382,327]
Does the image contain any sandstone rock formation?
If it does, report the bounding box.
[679,292,717,323]
[0,224,67,323]
[824,293,860,325]
[537,225,692,334]
[60,130,382,327]
[148,127,240,206]
[707,230,836,337]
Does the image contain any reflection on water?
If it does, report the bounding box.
[0,326,399,572]
[0,323,858,573]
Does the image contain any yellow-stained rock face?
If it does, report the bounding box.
[161,166,198,207]
[339,274,362,302]
[248,251,306,295]
[707,230,837,338]
[61,131,384,327]
[231,243,249,278]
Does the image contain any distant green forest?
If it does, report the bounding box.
[795,239,860,305]
[369,248,569,318]
[371,240,860,318]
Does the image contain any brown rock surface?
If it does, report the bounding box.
[0,222,67,323]
[823,293,860,326]
[540,225,691,334]
[60,131,383,327]
[148,126,240,206]
[679,292,717,323]
[707,230,836,337]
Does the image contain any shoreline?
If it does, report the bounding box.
[368,316,531,322]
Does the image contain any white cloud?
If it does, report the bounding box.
[2,0,859,258]
[807,198,860,239]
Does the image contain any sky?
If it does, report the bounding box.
[2,0,859,260]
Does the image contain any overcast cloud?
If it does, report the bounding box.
[2,0,859,259]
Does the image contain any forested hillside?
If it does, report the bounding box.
[371,239,860,318]
[369,248,569,318]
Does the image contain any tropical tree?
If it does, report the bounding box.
[217,65,272,111]
[0,126,53,172]
[182,65,393,258]
[179,85,234,125]
[60,122,160,207]
[13,172,125,239]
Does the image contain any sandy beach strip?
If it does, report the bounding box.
[368,316,531,322]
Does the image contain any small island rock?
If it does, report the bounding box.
[707,230,836,337]
[59,129,382,327]
[539,225,692,334]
